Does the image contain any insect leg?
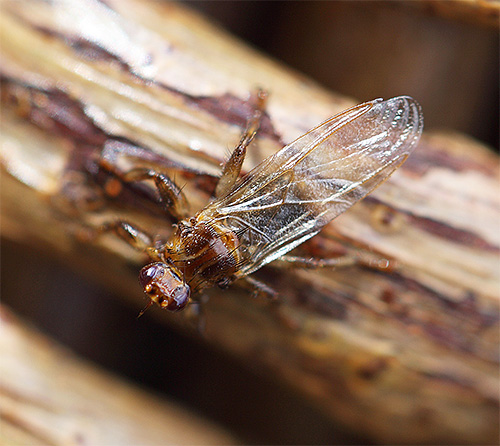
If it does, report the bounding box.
[278,254,393,272]
[119,168,189,221]
[183,296,208,334]
[96,221,154,251]
[241,275,278,300]
[278,254,358,268]
[214,89,268,198]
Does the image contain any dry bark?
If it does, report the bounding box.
[1,1,499,444]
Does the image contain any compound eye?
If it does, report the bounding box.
[139,263,165,291]
[168,285,191,312]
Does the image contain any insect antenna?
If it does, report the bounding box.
[137,300,153,319]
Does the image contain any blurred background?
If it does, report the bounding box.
[2,1,498,444]
[190,1,499,148]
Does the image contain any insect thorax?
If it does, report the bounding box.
[165,217,240,292]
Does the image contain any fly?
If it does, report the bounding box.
[97,91,423,314]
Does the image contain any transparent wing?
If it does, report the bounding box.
[201,96,423,275]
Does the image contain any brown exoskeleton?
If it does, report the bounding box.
[98,91,423,315]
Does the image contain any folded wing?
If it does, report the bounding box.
[202,96,423,275]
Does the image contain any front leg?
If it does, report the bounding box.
[90,220,163,261]
[96,220,152,251]
[214,89,268,199]
[120,168,189,222]
[97,159,189,222]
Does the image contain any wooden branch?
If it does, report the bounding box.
[0,306,236,445]
[1,1,498,444]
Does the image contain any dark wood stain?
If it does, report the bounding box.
[184,92,281,143]
[404,139,498,177]
[409,213,499,252]
[14,10,282,144]
[365,196,499,253]
[356,357,390,380]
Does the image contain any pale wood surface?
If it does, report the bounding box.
[1,1,499,444]
[0,306,237,445]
